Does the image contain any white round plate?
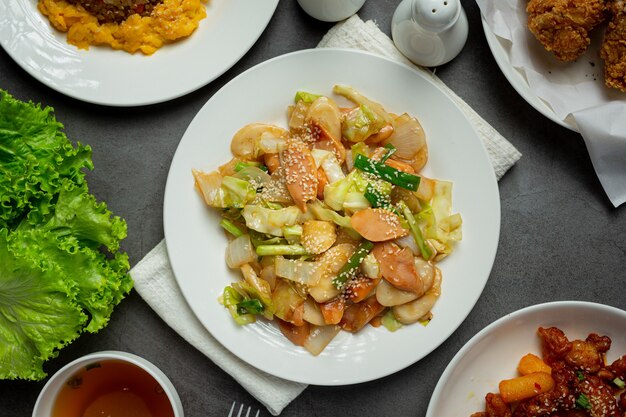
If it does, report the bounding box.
[0,0,278,106]
[426,301,626,417]
[481,17,578,132]
[163,48,500,385]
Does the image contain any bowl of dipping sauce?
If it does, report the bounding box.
[33,351,183,417]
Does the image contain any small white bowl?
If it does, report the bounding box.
[32,351,184,417]
[296,0,366,22]
[426,301,626,417]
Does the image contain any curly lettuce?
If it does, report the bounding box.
[0,90,131,380]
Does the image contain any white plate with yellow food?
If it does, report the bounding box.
[0,0,278,106]
[426,301,626,417]
[163,48,500,385]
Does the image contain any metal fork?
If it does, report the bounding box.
[227,401,260,417]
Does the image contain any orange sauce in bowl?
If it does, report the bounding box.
[37,0,207,55]
[52,359,175,417]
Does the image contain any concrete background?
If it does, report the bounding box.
[1,0,625,416]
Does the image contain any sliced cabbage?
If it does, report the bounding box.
[321,153,346,184]
[225,235,256,268]
[381,310,403,332]
[430,180,462,242]
[350,142,370,162]
[237,264,274,320]
[312,149,345,184]
[242,205,301,236]
[323,170,368,211]
[311,149,331,167]
[295,91,321,104]
[342,105,386,143]
[219,286,256,325]
[272,278,306,324]
[343,191,370,212]
[275,257,324,286]
[307,201,352,230]
[234,166,271,189]
[417,180,462,258]
[193,170,256,208]
[324,176,352,211]
[282,224,303,245]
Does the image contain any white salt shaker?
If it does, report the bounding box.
[297,0,367,22]
[391,0,468,67]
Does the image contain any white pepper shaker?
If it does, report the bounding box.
[391,0,468,67]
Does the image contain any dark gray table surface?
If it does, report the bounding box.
[1,1,625,416]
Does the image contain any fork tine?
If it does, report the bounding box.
[227,401,236,417]
[227,401,260,417]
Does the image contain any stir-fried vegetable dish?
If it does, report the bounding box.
[471,327,626,417]
[193,85,462,355]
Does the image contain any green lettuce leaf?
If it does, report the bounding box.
[0,90,131,380]
[0,230,87,380]
[0,90,92,229]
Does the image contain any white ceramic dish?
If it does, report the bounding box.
[426,301,626,417]
[0,0,278,107]
[481,17,578,132]
[163,48,500,385]
[296,0,366,22]
[32,351,183,417]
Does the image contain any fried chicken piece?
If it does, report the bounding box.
[608,355,626,379]
[565,334,611,373]
[527,0,609,61]
[538,327,573,365]
[601,0,626,92]
[576,374,623,417]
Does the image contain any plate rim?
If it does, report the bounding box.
[0,0,279,107]
[480,16,578,132]
[163,47,501,385]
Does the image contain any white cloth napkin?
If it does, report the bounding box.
[477,0,626,207]
[131,15,521,416]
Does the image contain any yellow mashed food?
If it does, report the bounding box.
[38,0,207,55]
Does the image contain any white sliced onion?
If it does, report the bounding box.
[303,325,341,356]
[303,297,326,326]
[395,233,419,255]
[385,114,426,159]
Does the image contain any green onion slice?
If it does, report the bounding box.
[354,154,420,191]
[576,394,591,410]
[236,299,264,315]
[220,218,244,238]
[332,240,374,289]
